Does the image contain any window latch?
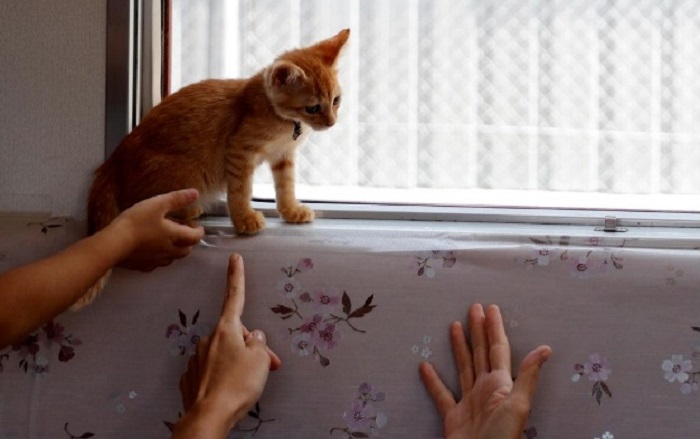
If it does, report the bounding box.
[595,215,627,232]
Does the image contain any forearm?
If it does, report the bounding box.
[0,224,132,348]
[172,399,242,439]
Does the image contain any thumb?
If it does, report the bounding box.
[158,189,199,213]
[245,329,268,349]
[245,330,272,368]
[511,345,551,403]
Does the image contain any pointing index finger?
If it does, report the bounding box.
[220,254,245,323]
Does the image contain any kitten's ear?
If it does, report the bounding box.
[314,28,350,66]
[266,61,307,88]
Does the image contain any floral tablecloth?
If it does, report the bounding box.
[1,216,699,438]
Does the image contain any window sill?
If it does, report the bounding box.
[201,204,700,252]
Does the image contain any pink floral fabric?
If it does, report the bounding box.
[0,219,699,438]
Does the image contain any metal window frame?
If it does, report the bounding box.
[105,0,165,158]
[105,0,135,157]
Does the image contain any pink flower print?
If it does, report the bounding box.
[518,247,553,268]
[299,291,312,303]
[332,382,388,437]
[533,248,550,266]
[375,412,388,428]
[281,257,314,277]
[569,254,593,279]
[442,256,456,268]
[568,251,621,279]
[343,400,376,432]
[277,276,302,299]
[12,336,40,360]
[165,324,181,339]
[312,287,341,315]
[574,354,613,404]
[584,353,612,381]
[358,382,373,397]
[291,333,312,357]
[58,345,75,362]
[4,320,81,373]
[167,310,208,356]
[407,257,422,272]
[299,314,323,334]
[32,354,50,378]
[313,322,340,350]
[296,257,314,273]
[433,250,457,268]
[662,355,692,383]
[185,325,207,351]
[358,382,386,403]
[524,426,538,439]
[173,325,209,356]
[39,321,66,347]
[408,256,436,278]
[680,382,696,395]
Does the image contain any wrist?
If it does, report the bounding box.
[99,216,137,265]
[173,398,246,439]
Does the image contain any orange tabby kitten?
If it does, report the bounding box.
[74,29,350,309]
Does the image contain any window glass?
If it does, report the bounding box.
[171,0,700,212]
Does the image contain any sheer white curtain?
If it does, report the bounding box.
[171,0,700,200]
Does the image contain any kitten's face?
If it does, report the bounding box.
[268,68,342,131]
[264,29,350,131]
[296,80,342,131]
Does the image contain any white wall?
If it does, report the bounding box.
[0,2,106,219]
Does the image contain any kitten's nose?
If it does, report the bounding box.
[324,114,336,127]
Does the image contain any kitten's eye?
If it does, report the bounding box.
[333,96,341,106]
[305,104,322,114]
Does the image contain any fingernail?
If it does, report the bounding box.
[228,255,237,275]
[251,330,266,342]
[540,348,552,364]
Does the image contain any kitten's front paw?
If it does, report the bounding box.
[234,210,266,235]
[279,204,315,224]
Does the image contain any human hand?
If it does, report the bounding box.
[420,304,551,439]
[107,189,205,271]
[175,254,281,438]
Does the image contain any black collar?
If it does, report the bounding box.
[292,121,302,140]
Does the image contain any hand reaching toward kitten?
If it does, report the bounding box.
[420,304,551,439]
[108,188,205,272]
[0,189,207,345]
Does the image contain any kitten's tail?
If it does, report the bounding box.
[71,162,121,310]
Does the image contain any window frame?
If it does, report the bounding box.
[105,0,167,157]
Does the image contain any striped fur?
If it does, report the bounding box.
[73,29,350,309]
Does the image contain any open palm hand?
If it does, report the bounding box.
[420,304,551,439]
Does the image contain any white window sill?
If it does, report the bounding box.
[202,206,700,252]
